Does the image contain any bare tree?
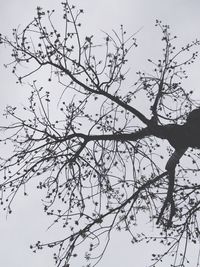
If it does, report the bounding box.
[0,1,200,266]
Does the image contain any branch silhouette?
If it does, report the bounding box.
[0,2,200,267]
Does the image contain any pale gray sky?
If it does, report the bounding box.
[0,1,200,267]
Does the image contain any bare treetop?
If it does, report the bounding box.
[1,1,200,267]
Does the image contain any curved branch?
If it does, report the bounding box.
[49,61,151,126]
[157,148,187,227]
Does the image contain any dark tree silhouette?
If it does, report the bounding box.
[0,1,200,266]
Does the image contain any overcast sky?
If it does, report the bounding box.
[0,1,200,267]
